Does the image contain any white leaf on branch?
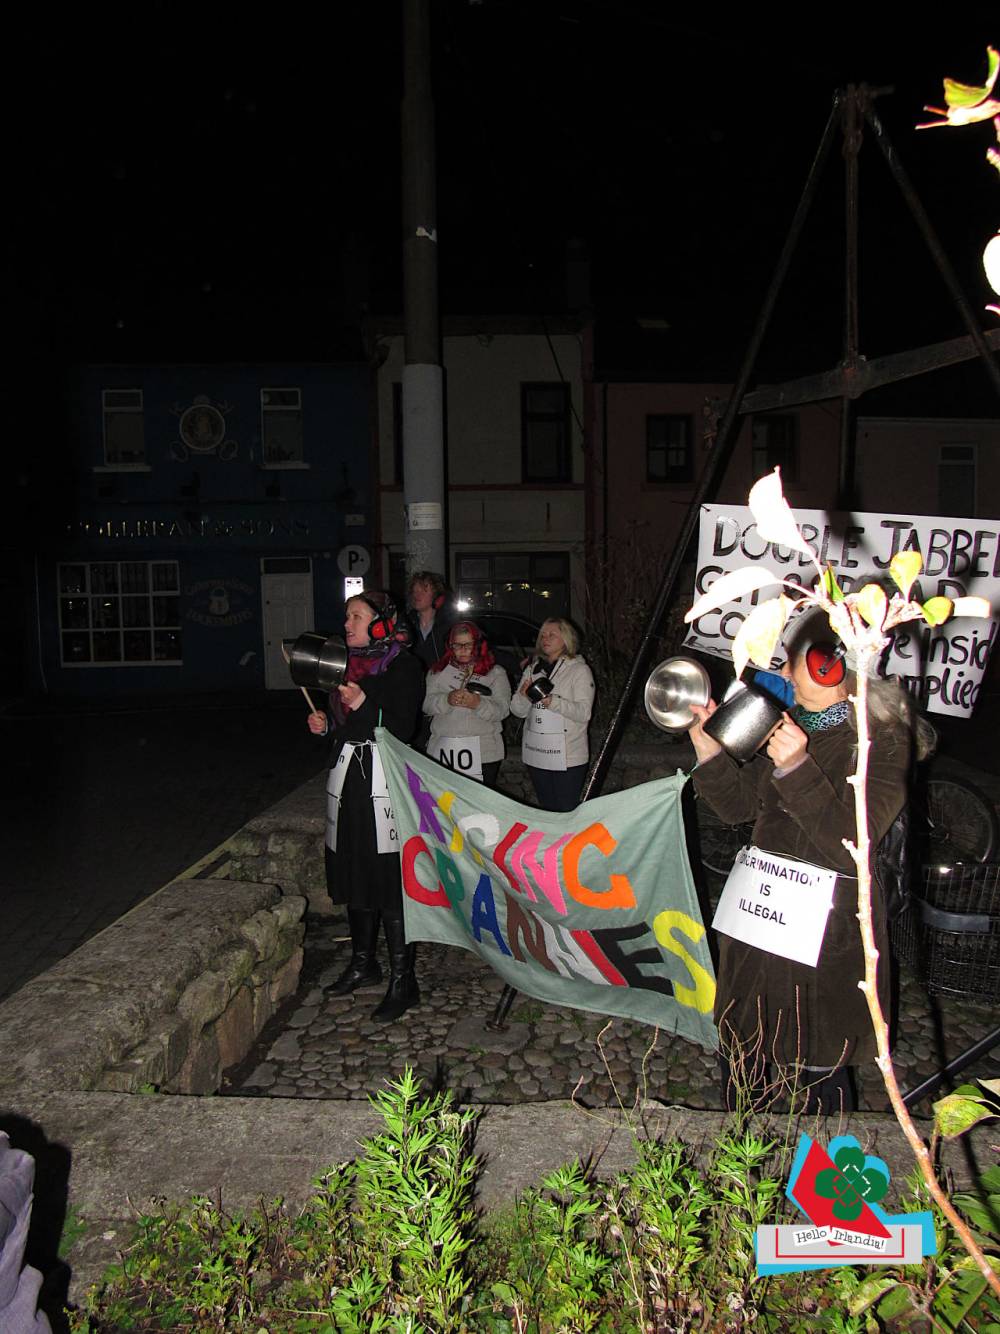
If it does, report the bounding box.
[951,596,992,619]
[732,594,793,680]
[684,566,782,624]
[747,468,815,559]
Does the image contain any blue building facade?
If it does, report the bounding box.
[31,363,373,694]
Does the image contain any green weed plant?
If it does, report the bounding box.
[68,1067,1000,1333]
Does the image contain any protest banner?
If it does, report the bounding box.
[684,504,1000,717]
[376,728,718,1050]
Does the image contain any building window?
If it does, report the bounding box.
[646,414,693,482]
[102,389,145,467]
[751,413,798,482]
[391,381,404,485]
[455,551,570,624]
[521,383,571,482]
[58,561,182,666]
[261,387,304,465]
[939,443,976,515]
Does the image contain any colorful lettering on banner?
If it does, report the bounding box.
[685,504,1000,719]
[380,729,719,1051]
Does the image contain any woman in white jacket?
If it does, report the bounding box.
[510,618,595,811]
[423,622,511,787]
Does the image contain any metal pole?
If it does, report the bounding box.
[863,103,1000,403]
[901,1024,1000,1109]
[838,87,862,509]
[580,95,843,803]
[401,0,447,578]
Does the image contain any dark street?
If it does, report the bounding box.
[0,692,325,1000]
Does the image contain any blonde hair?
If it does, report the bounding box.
[536,617,580,658]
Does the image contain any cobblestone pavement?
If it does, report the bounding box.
[224,916,1000,1112]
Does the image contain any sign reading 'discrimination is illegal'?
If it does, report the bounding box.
[712,846,838,967]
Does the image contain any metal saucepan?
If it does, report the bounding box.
[465,681,493,697]
[703,682,784,762]
[526,676,554,703]
[285,632,348,691]
[643,656,711,733]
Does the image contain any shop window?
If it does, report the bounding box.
[102,389,145,467]
[58,561,181,666]
[521,383,571,482]
[646,414,693,482]
[939,443,976,516]
[261,387,304,465]
[751,413,798,482]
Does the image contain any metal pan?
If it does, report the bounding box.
[644,656,711,733]
[285,632,348,691]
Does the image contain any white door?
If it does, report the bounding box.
[261,564,314,689]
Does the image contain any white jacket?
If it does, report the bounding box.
[510,654,595,768]
[422,662,512,764]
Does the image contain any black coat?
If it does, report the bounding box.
[693,715,909,1068]
[323,650,424,911]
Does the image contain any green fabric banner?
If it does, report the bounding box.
[376,729,718,1050]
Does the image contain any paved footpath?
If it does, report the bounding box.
[0,692,325,1001]
[224,915,1000,1113]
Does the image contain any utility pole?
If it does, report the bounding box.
[401,0,446,579]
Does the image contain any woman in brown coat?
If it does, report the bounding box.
[689,612,933,1114]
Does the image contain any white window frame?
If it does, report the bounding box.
[260,386,309,469]
[98,388,149,472]
[58,560,183,667]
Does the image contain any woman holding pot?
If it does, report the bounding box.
[688,609,933,1113]
[423,621,511,787]
[307,591,424,1022]
[510,618,595,811]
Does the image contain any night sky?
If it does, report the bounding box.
[11,3,999,381]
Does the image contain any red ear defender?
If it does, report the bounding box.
[805,643,847,687]
[359,594,395,641]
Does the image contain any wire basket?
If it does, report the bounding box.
[892,863,1000,1001]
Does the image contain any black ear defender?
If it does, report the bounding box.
[805,642,847,687]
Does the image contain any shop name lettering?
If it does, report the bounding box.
[401,764,714,1014]
[67,517,311,539]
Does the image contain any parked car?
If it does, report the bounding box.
[453,609,541,688]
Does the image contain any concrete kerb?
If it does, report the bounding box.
[11,1089,999,1304]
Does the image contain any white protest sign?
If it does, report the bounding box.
[429,734,484,781]
[521,703,568,771]
[712,846,838,968]
[684,505,1000,718]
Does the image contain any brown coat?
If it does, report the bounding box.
[693,715,909,1068]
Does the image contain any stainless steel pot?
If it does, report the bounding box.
[703,682,784,761]
[643,656,711,733]
[285,632,348,691]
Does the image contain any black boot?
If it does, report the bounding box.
[329,908,382,995]
[371,913,420,1022]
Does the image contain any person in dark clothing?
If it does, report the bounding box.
[307,590,424,1022]
[688,609,933,1114]
[407,570,453,672]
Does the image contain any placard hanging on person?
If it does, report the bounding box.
[712,846,838,967]
[684,504,1000,718]
[375,728,719,1050]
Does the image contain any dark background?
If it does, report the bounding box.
[10,4,998,357]
[7,2,999,551]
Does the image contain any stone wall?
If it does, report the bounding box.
[0,880,306,1099]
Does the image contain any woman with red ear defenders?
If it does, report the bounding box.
[689,605,934,1114]
[307,590,425,1022]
